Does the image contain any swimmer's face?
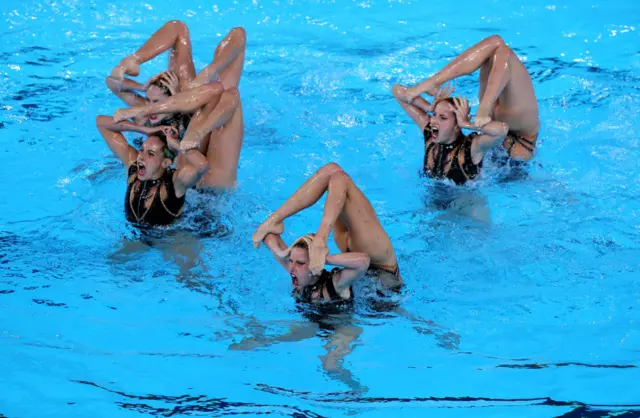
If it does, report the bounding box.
[429,101,459,143]
[146,85,172,124]
[136,136,172,180]
[288,247,314,290]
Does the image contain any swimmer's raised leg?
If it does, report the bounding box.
[406,36,508,124]
[310,168,399,282]
[253,163,400,287]
[193,91,243,190]
[190,27,247,90]
[406,35,538,137]
[112,20,196,90]
[189,27,246,190]
[252,163,345,247]
[113,82,224,123]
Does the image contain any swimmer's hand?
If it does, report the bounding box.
[309,241,329,276]
[111,56,140,80]
[428,84,455,111]
[252,220,284,248]
[160,71,180,95]
[452,95,473,127]
[143,126,180,152]
[143,71,181,95]
[114,107,143,123]
[162,126,181,152]
[142,72,163,91]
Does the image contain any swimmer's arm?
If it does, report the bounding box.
[326,252,370,294]
[263,233,290,271]
[95,115,138,167]
[105,76,148,124]
[106,76,146,93]
[462,120,509,156]
[190,27,247,89]
[392,84,431,129]
[172,149,210,198]
[96,117,157,135]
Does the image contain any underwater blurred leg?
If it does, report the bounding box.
[157,230,205,277]
[228,318,319,350]
[319,324,367,393]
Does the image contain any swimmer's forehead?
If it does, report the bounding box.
[434,101,455,113]
[142,137,164,152]
[289,247,309,261]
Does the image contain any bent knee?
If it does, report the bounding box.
[487,34,506,47]
[224,86,240,98]
[392,84,406,98]
[319,162,344,178]
[221,87,241,109]
[204,81,224,97]
[328,169,350,185]
[166,20,190,37]
[229,27,247,45]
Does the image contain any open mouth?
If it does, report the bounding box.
[137,162,147,178]
[291,274,299,287]
[149,115,158,122]
[431,126,439,139]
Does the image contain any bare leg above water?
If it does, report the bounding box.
[407,35,538,135]
[112,20,196,90]
[252,163,345,247]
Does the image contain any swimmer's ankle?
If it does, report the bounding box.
[314,226,331,243]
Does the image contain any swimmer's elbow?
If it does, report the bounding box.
[96,115,110,127]
[196,160,211,176]
[357,254,371,272]
[105,76,118,92]
[499,122,509,138]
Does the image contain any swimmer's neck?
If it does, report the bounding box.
[439,134,459,145]
[145,169,167,181]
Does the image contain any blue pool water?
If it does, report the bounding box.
[2,0,640,416]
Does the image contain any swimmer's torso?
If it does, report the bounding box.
[125,164,185,226]
[300,268,353,303]
[423,127,482,185]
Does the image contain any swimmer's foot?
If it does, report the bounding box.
[114,107,143,123]
[424,83,440,98]
[474,107,492,128]
[252,220,284,248]
[405,82,441,104]
[111,56,140,80]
